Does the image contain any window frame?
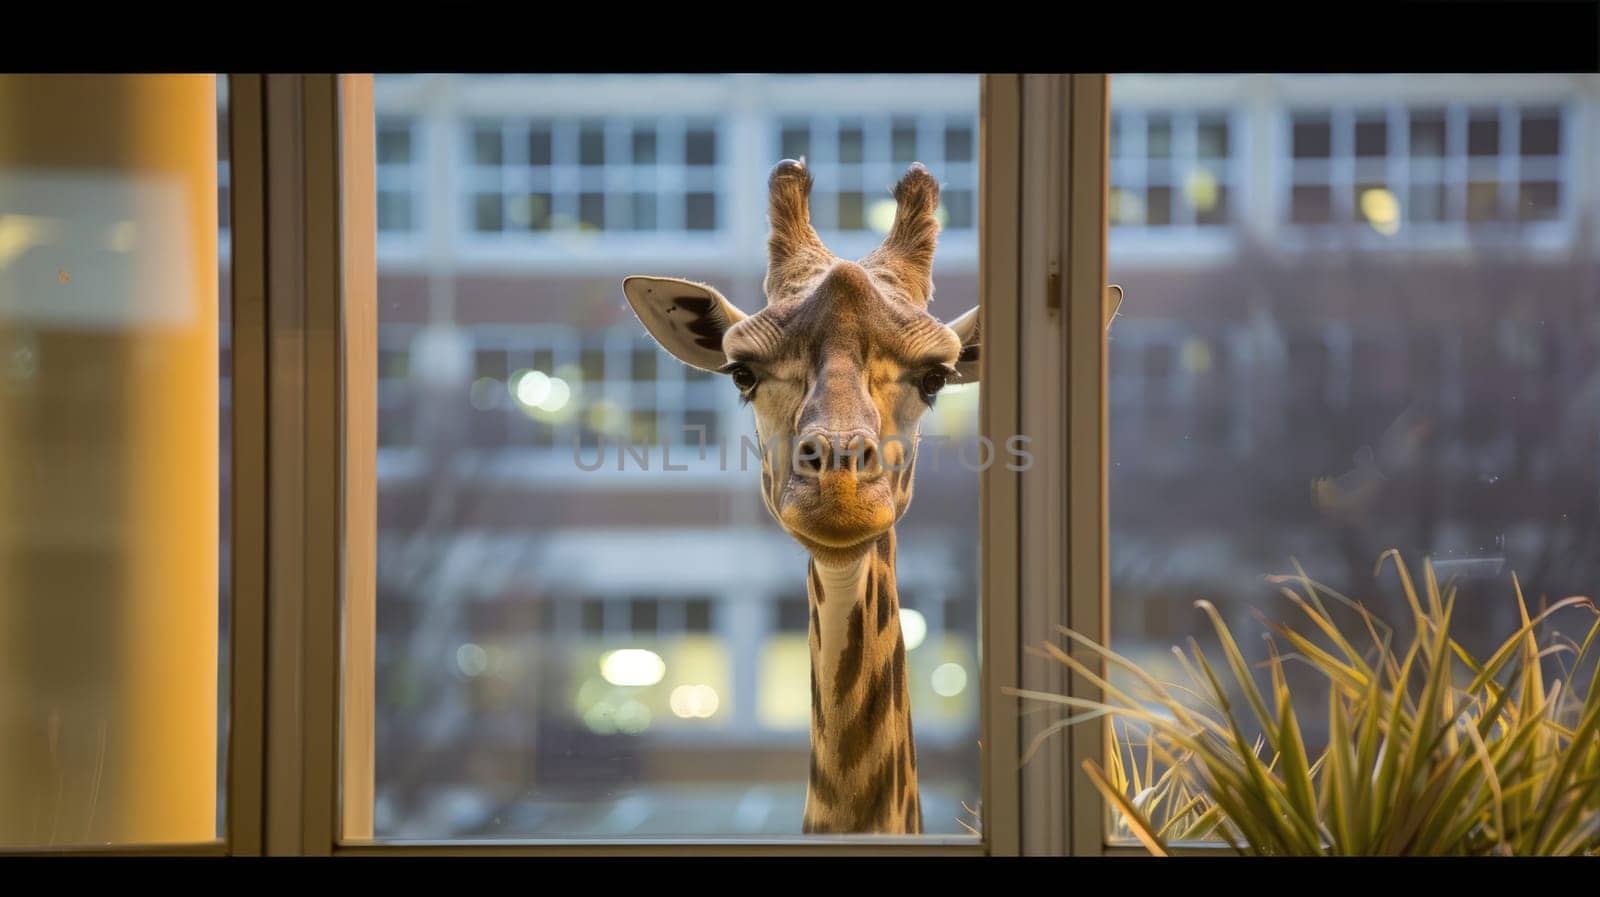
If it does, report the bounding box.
[220,73,1110,857]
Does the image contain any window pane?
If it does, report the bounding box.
[943,189,975,230]
[1466,180,1501,222]
[1518,180,1560,220]
[944,122,973,162]
[685,191,717,231]
[1467,111,1500,157]
[528,126,553,166]
[1196,116,1228,160]
[578,192,605,230]
[631,127,657,165]
[892,118,918,164]
[378,122,412,164]
[629,191,657,231]
[473,193,504,231]
[1409,108,1446,157]
[368,74,982,840]
[579,122,606,166]
[473,125,503,165]
[837,190,865,230]
[378,191,413,232]
[1194,183,1229,226]
[780,122,809,161]
[838,124,863,164]
[1354,117,1387,157]
[685,127,716,166]
[1520,108,1561,155]
[1109,73,1599,852]
[1146,115,1172,158]
[1146,185,1173,227]
[0,73,224,847]
[1291,184,1332,224]
[1408,181,1447,222]
[1292,115,1332,158]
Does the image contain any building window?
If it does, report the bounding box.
[1285,103,1567,233]
[453,324,730,453]
[773,113,979,234]
[1110,109,1235,230]
[377,117,421,234]
[464,117,723,236]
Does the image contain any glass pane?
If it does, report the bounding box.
[1291,184,1332,224]
[944,122,973,163]
[366,74,982,841]
[1292,114,1332,158]
[0,74,224,847]
[780,122,809,161]
[1409,108,1447,157]
[1520,108,1561,155]
[685,127,716,166]
[1467,111,1500,157]
[891,118,917,164]
[631,127,656,166]
[1196,116,1228,160]
[1354,116,1387,157]
[1107,74,1599,852]
[579,122,606,166]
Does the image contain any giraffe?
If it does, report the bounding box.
[622,159,980,834]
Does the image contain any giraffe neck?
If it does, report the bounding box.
[802,528,921,834]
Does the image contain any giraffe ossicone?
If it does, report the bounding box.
[623,160,981,834]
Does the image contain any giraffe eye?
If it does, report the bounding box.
[730,364,758,393]
[919,368,948,399]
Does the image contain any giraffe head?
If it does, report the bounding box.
[624,160,980,562]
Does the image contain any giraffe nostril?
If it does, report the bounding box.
[859,438,880,475]
[795,435,828,476]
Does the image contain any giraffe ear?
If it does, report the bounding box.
[623,275,749,373]
[946,305,981,383]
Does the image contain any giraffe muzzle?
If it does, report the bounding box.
[792,432,885,481]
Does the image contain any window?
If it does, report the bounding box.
[464,116,723,236]
[376,116,420,234]
[1110,75,1599,850]
[773,113,979,235]
[368,75,984,841]
[1285,102,1569,235]
[1110,109,1236,230]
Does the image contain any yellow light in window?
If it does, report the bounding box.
[599,648,666,687]
[469,377,502,411]
[1360,188,1401,236]
[1109,188,1144,226]
[512,369,550,407]
[455,643,489,678]
[540,377,571,412]
[1180,337,1214,375]
[758,636,811,730]
[931,662,968,697]
[900,608,927,652]
[586,399,626,435]
[669,683,721,719]
[615,697,652,734]
[1184,168,1219,213]
[867,198,897,234]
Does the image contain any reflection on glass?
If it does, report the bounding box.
[370,75,982,838]
[1108,74,1599,846]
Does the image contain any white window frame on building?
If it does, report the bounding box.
[1278,95,1576,252]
